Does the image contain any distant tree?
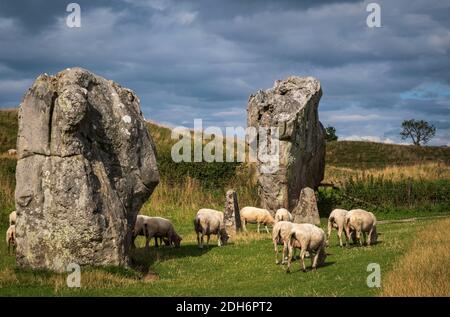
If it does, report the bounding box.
[325,126,338,142]
[400,119,436,146]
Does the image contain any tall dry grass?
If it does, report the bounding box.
[380,217,450,296]
[325,162,450,185]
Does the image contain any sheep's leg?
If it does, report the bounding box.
[265,225,270,234]
[326,221,332,246]
[200,234,204,249]
[362,232,367,246]
[357,231,363,246]
[282,242,289,264]
[300,249,307,272]
[154,237,159,248]
[338,227,343,248]
[345,225,351,247]
[367,228,373,246]
[206,234,211,247]
[242,219,247,232]
[312,251,320,270]
[274,240,280,264]
[217,233,222,247]
[257,222,260,234]
[286,245,294,273]
[196,232,201,248]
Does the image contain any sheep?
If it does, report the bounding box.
[6,225,16,254]
[274,208,293,222]
[326,208,349,247]
[240,206,275,233]
[345,209,378,246]
[194,209,229,248]
[272,221,295,264]
[132,215,182,249]
[7,149,17,156]
[286,223,327,273]
[9,210,17,226]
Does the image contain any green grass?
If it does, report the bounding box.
[326,141,450,168]
[0,218,436,296]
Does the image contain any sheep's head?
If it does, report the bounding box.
[220,229,229,245]
[371,227,378,244]
[172,234,182,248]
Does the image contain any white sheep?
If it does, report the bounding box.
[272,221,295,264]
[132,215,182,249]
[194,209,229,248]
[274,208,293,222]
[7,149,17,156]
[9,210,17,226]
[326,208,349,247]
[6,225,16,254]
[345,209,378,246]
[286,223,327,273]
[240,206,275,233]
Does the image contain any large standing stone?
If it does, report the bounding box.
[15,68,159,272]
[247,76,325,212]
[292,187,320,225]
[224,189,241,234]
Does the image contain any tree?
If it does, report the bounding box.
[325,126,338,142]
[400,119,436,146]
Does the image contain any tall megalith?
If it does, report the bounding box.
[15,67,159,272]
[247,76,325,212]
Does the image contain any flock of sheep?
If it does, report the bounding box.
[129,206,378,273]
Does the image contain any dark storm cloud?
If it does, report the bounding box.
[0,0,449,145]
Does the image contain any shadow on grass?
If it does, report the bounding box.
[130,243,216,274]
[285,261,337,274]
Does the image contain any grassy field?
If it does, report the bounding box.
[1,217,443,296]
[0,109,449,296]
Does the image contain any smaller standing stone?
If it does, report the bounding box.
[292,187,320,225]
[224,190,242,234]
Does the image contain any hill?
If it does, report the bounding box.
[326,140,450,167]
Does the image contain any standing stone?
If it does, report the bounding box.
[292,187,320,225]
[247,76,325,212]
[224,189,241,234]
[15,67,159,272]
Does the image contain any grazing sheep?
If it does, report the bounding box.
[6,225,16,254]
[240,206,275,233]
[194,209,229,248]
[133,215,182,249]
[326,208,349,247]
[345,209,378,246]
[7,149,17,156]
[275,208,293,222]
[9,211,16,226]
[286,223,327,273]
[272,221,295,264]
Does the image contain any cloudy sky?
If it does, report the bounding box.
[0,0,449,145]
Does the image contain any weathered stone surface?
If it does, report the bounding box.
[15,67,159,272]
[292,187,320,225]
[224,189,241,234]
[247,76,325,212]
